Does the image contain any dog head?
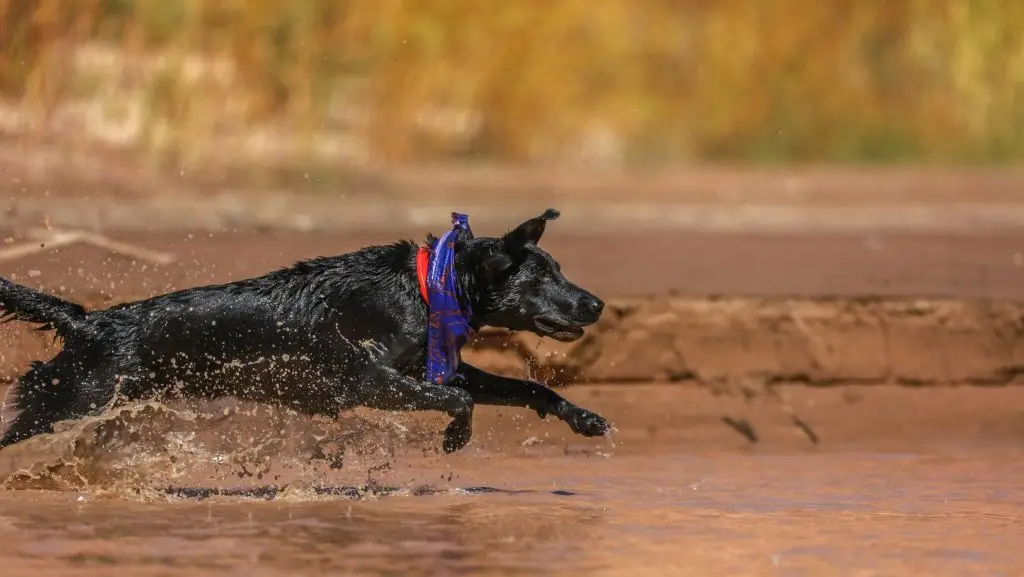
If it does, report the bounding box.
[457,209,604,342]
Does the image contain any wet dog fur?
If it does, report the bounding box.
[0,209,610,456]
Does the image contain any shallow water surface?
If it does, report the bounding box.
[2,450,1022,577]
[1,384,1023,576]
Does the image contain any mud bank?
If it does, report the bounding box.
[4,295,1023,388]
[468,296,1024,387]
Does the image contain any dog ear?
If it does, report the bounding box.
[484,250,515,279]
[502,208,560,256]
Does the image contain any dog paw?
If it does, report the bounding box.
[442,416,473,454]
[562,406,611,437]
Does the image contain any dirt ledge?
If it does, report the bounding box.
[464,296,1024,388]
[3,295,1023,388]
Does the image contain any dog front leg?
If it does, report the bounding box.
[454,362,610,437]
[354,365,476,454]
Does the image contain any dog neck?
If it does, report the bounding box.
[416,213,476,385]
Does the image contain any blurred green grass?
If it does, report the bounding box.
[3,0,1024,167]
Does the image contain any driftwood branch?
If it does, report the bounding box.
[0,228,175,265]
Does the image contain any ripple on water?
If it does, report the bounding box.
[1,400,1024,576]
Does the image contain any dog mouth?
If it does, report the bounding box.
[533,317,586,342]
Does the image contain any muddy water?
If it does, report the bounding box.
[0,384,1022,576]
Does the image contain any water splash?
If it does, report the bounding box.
[0,396,455,497]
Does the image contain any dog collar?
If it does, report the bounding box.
[416,246,430,303]
[418,213,475,385]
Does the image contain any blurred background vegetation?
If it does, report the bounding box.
[2,0,1024,172]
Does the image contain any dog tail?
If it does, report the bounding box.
[0,277,86,337]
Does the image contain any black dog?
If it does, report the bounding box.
[0,209,610,455]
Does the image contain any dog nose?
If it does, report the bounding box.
[583,295,604,316]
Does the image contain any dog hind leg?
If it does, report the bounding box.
[0,349,121,450]
[0,361,77,449]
